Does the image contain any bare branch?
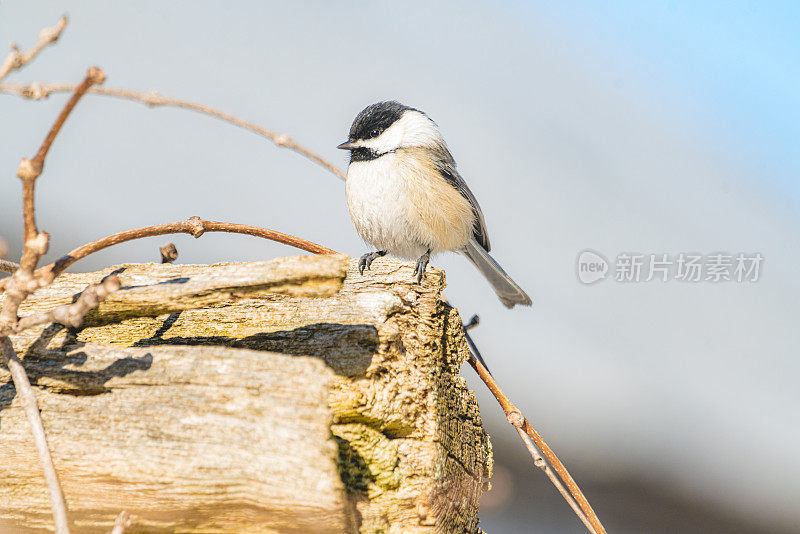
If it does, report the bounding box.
[0,16,67,83]
[0,260,20,274]
[0,217,338,294]
[15,275,121,332]
[16,67,106,241]
[159,243,178,264]
[0,83,347,180]
[513,423,594,533]
[0,336,70,534]
[109,510,130,534]
[464,326,606,534]
[0,233,50,331]
[463,314,493,374]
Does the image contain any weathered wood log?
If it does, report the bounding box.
[0,255,492,533]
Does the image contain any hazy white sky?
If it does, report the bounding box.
[2,2,798,532]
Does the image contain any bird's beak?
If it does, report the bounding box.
[337,140,358,150]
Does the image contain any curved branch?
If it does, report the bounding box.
[0,83,347,180]
[0,217,339,293]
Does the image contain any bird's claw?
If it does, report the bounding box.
[412,250,431,283]
[358,250,386,275]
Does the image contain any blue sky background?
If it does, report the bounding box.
[2,2,799,533]
[527,1,800,201]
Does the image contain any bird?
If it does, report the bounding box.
[337,101,531,308]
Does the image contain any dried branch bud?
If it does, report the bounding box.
[186,216,205,238]
[17,232,49,276]
[16,158,36,181]
[506,410,524,428]
[273,134,291,146]
[6,46,23,70]
[26,232,49,256]
[18,82,50,100]
[160,243,178,264]
[86,66,106,85]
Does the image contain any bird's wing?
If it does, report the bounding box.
[435,151,491,252]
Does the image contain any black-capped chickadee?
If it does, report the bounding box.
[338,101,531,308]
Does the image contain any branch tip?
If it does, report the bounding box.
[86,66,106,85]
[160,243,179,263]
[464,314,480,331]
[0,15,68,83]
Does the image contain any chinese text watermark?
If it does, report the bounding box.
[577,250,762,285]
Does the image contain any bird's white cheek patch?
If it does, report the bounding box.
[394,111,441,148]
[357,111,441,154]
[361,122,405,153]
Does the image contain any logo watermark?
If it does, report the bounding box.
[576,250,609,284]
[576,251,762,285]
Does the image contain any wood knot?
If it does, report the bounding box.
[186,217,205,238]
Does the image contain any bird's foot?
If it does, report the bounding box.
[358,250,386,275]
[412,250,431,283]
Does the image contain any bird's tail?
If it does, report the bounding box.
[462,238,532,308]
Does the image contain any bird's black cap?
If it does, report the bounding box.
[347,101,415,141]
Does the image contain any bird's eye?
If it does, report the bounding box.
[370,129,381,137]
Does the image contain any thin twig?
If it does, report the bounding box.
[0,232,70,533]
[0,16,67,83]
[0,83,347,180]
[16,67,106,241]
[0,259,19,274]
[0,217,338,293]
[0,337,69,534]
[463,314,493,375]
[514,425,594,533]
[464,326,606,534]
